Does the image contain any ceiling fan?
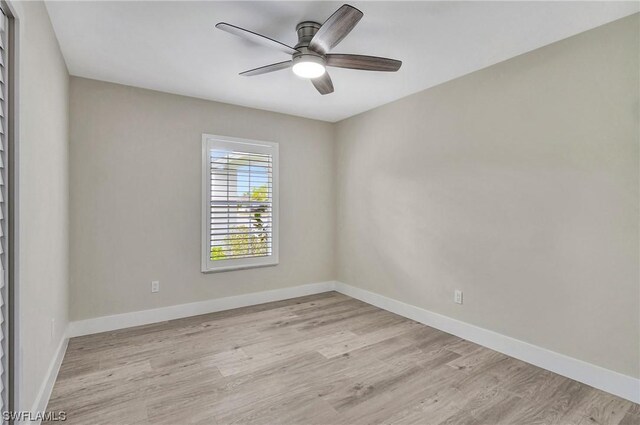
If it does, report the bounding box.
[215,4,402,95]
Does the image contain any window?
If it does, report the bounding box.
[201,134,279,272]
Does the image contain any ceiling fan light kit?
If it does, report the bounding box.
[292,52,326,79]
[216,4,402,95]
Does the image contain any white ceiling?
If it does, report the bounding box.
[46,1,638,122]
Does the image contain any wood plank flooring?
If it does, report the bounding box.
[46,292,639,424]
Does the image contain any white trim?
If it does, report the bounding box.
[28,335,67,425]
[201,134,279,273]
[68,281,335,338]
[333,281,640,404]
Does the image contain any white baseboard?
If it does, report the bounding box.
[67,281,337,338]
[333,281,640,404]
[64,279,639,404]
[29,335,68,425]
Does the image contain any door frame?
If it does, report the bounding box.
[0,0,19,418]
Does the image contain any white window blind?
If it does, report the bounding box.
[0,9,8,420]
[201,135,279,272]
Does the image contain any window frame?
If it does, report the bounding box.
[201,134,279,273]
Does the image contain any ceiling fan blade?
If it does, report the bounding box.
[216,22,299,56]
[326,54,402,72]
[240,61,293,76]
[311,72,334,95]
[308,4,363,54]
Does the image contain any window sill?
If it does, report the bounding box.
[201,261,279,274]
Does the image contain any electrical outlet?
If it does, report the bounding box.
[151,280,160,293]
[454,290,463,304]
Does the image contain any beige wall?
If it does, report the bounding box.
[12,0,70,411]
[335,15,639,378]
[69,78,335,320]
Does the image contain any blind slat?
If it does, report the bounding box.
[209,253,271,260]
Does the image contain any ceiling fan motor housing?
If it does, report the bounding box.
[295,21,321,49]
[293,21,325,71]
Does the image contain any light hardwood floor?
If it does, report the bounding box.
[46,292,639,425]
